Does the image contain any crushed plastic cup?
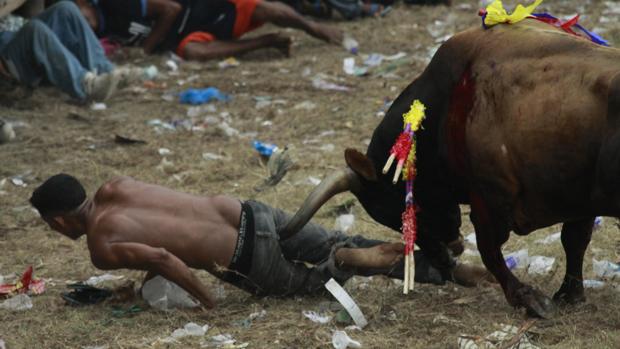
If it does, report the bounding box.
[593,259,620,279]
[141,276,199,310]
[527,256,555,275]
[504,249,529,270]
[84,273,124,286]
[0,294,33,311]
[332,331,362,349]
[335,214,355,233]
[0,119,16,144]
[171,322,209,338]
[593,216,604,230]
[302,310,331,324]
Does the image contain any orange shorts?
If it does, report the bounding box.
[176,0,264,58]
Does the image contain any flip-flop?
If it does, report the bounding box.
[61,283,112,306]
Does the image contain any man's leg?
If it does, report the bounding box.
[34,1,113,74]
[1,20,88,98]
[1,20,118,100]
[252,0,343,44]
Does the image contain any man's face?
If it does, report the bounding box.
[43,215,83,240]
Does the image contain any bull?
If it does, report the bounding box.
[281,18,620,318]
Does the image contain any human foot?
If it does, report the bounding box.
[335,242,404,269]
[83,71,121,101]
[452,262,496,287]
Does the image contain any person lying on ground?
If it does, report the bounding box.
[277,0,389,20]
[30,174,493,309]
[0,1,143,101]
[73,0,343,61]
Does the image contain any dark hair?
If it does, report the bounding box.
[30,174,86,217]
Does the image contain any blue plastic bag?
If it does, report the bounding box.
[179,87,230,105]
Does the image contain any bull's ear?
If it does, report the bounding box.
[345,148,378,181]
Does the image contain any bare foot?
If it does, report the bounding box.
[335,242,404,269]
[266,33,292,57]
[452,262,497,287]
[312,23,343,45]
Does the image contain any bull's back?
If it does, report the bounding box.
[464,20,620,230]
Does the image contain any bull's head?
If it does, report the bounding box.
[280,149,464,271]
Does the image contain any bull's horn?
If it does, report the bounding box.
[280,168,361,240]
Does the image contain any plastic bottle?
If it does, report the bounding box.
[342,35,359,55]
[504,249,529,270]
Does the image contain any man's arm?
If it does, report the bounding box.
[92,241,216,308]
[183,33,290,61]
[252,1,342,44]
[142,0,182,54]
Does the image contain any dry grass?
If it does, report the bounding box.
[2,0,620,347]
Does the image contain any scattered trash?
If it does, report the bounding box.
[464,233,477,245]
[90,103,107,111]
[342,34,359,55]
[165,60,179,72]
[0,339,6,349]
[324,278,367,328]
[218,57,240,69]
[527,256,555,275]
[10,177,26,187]
[0,294,32,311]
[458,322,539,349]
[343,57,368,76]
[235,309,267,328]
[147,119,177,131]
[307,176,321,186]
[144,65,159,80]
[255,147,294,191]
[332,330,362,349]
[504,249,529,270]
[334,214,355,233]
[217,122,240,137]
[593,216,604,230]
[320,143,335,152]
[162,322,209,343]
[180,87,230,105]
[114,134,147,145]
[202,334,246,348]
[253,141,279,157]
[84,274,124,287]
[312,77,350,92]
[141,276,199,310]
[110,304,143,318]
[0,266,45,296]
[187,104,217,118]
[303,310,332,324]
[202,152,225,161]
[158,148,172,156]
[583,279,605,289]
[535,232,561,244]
[363,53,384,67]
[62,284,112,306]
[0,119,16,144]
[593,259,620,279]
[293,101,317,110]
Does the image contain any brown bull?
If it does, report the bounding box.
[282,19,620,318]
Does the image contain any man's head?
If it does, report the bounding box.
[30,174,88,239]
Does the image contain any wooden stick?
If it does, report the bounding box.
[392,160,404,184]
[403,251,409,294]
[383,154,396,174]
[498,319,537,349]
[409,252,415,291]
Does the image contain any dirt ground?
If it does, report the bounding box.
[2,0,620,348]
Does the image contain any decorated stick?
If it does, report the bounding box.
[383,100,426,295]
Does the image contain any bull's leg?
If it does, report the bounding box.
[553,218,594,304]
[470,194,557,318]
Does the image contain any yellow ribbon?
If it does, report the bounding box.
[484,0,543,27]
[403,99,426,132]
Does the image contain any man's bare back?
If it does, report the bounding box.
[87,177,241,275]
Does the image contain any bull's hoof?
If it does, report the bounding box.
[515,286,557,319]
[553,284,586,305]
